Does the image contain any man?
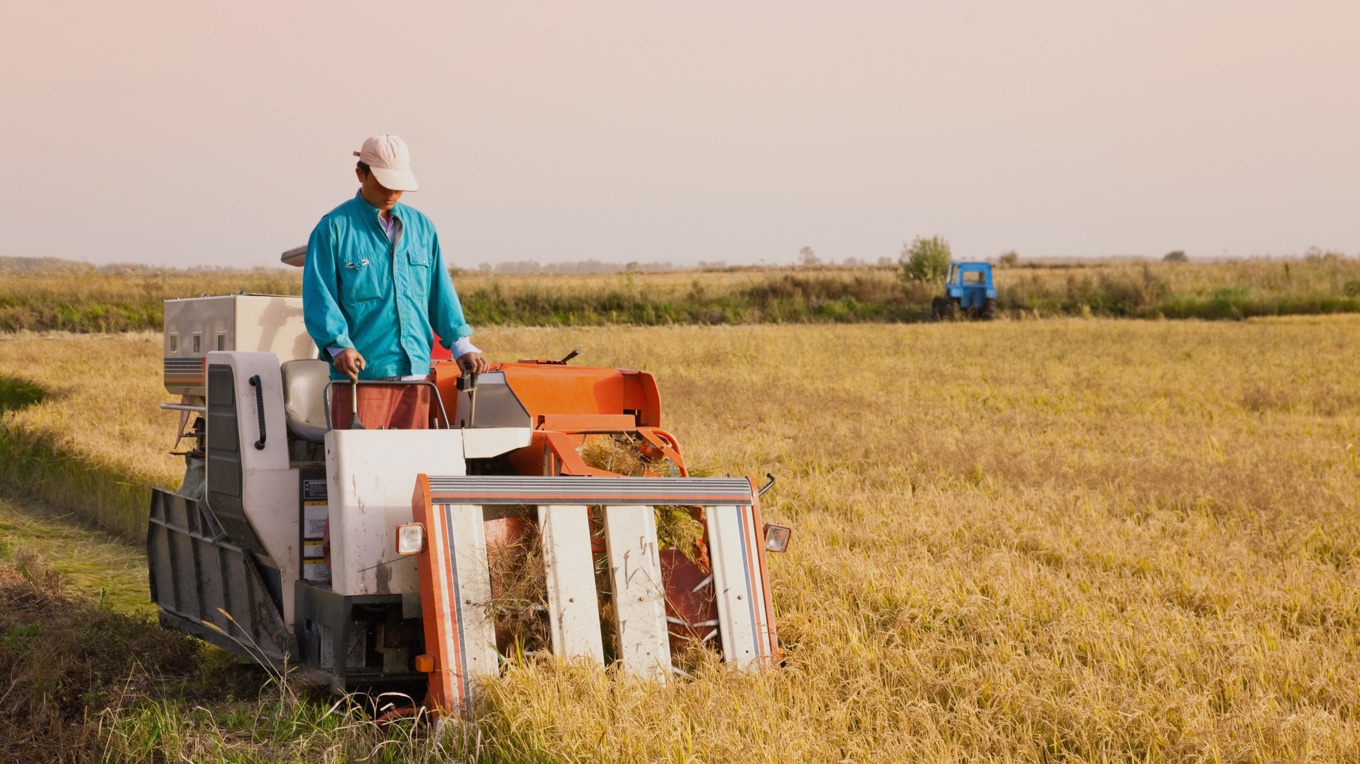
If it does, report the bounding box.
[302,134,489,430]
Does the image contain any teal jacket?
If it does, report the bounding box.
[303,193,473,380]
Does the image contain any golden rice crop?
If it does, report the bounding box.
[2,316,1359,761]
[0,331,177,538]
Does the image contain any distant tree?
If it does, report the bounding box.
[496,259,543,274]
[877,257,895,267]
[799,246,821,266]
[899,236,952,284]
[997,251,1019,267]
[1163,250,1188,263]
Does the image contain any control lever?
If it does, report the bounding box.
[348,374,365,430]
[456,365,479,428]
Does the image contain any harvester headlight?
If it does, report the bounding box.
[763,523,792,554]
[396,523,426,555]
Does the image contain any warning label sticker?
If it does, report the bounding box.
[303,479,327,502]
[303,558,330,582]
[303,501,327,540]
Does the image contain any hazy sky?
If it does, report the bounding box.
[2,1,1357,269]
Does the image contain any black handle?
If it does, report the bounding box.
[759,473,776,497]
[248,375,267,450]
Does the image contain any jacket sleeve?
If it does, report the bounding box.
[427,229,474,349]
[302,219,353,359]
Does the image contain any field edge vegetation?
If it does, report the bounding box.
[2,255,1360,332]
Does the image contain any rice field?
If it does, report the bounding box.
[2,316,1359,761]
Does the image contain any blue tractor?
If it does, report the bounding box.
[932,261,998,320]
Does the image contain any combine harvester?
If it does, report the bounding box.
[148,285,789,715]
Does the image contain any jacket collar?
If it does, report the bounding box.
[352,191,405,221]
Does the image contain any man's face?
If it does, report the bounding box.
[357,167,403,212]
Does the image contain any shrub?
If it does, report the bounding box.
[1304,247,1344,263]
[1094,266,1170,315]
[899,236,952,285]
[1163,250,1188,263]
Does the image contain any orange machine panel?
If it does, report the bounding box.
[500,363,661,428]
[431,361,662,431]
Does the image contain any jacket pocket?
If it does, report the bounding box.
[405,249,431,304]
[341,258,383,303]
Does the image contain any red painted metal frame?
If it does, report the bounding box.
[410,475,472,715]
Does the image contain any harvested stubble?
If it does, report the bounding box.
[2,318,1360,760]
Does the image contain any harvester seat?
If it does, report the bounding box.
[281,359,331,444]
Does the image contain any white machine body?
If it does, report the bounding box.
[323,428,533,599]
[165,295,315,397]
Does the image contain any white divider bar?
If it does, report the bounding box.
[704,504,772,671]
[426,476,754,506]
[538,505,606,662]
[423,502,498,710]
[444,504,500,680]
[603,505,671,680]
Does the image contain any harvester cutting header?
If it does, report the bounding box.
[149,291,790,713]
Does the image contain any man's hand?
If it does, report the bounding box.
[334,348,366,383]
[457,351,489,375]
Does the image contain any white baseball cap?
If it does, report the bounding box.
[353,134,418,192]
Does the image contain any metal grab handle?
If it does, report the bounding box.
[456,371,479,428]
[758,473,776,497]
[248,375,267,450]
[323,379,453,430]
